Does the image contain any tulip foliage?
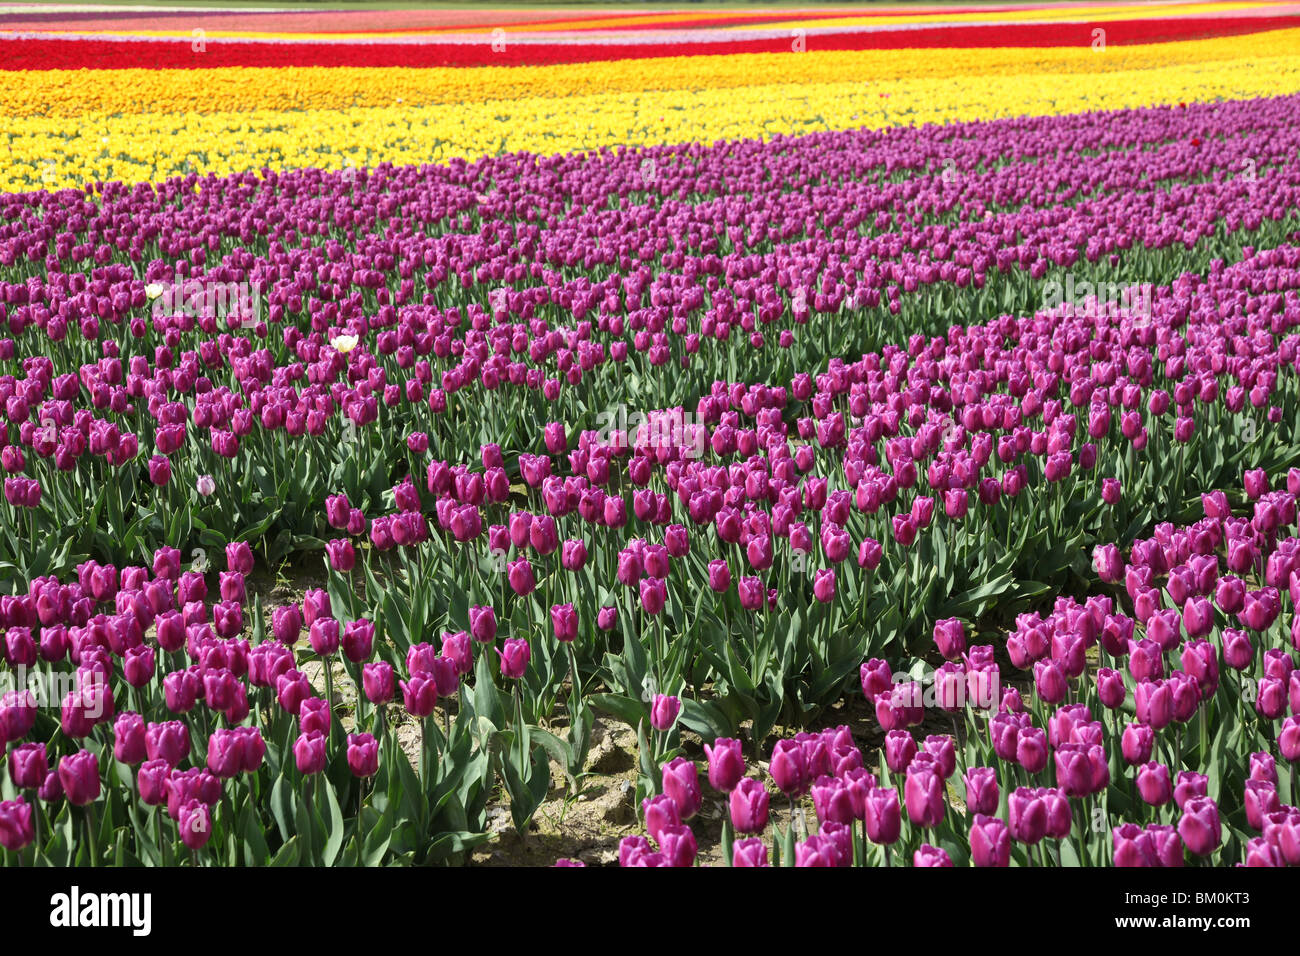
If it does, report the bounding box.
[3,92,1300,866]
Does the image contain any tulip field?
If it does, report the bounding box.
[2,2,1300,874]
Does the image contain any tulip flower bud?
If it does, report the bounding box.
[642,793,681,845]
[859,658,891,700]
[1245,836,1284,867]
[903,766,945,827]
[913,844,953,867]
[638,577,666,615]
[1033,659,1068,704]
[271,603,302,645]
[1250,752,1278,785]
[883,730,917,774]
[400,674,438,718]
[136,758,170,806]
[807,774,851,828]
[38,772,63,803]
[657,823,697,868]
[619,835,654,868]
[225,541,254,575]
[863,786,901,845]
[294,730,328,775]
[769,739,808,797]
[326,539,355,572]
[729,777,770,834]
[346,733,379,778]
[113,712,147,765]
[1136,761,1173,806]
[550,603,579,643]
[469,605,497,643]
[732,837,770,867]
[650,694,680,732]
[1112,823,1157,867]
[1244,779,1281,831]
[661,757,701,820]
[707,559,731,592]
[302,589,331,626]
[970,814,1010,867]
[704,737,745,793]
[1007,787,1047,844]
[812,568,836,603]
[1096,667,1126,709]
[8,742,47,791]
[1178,796,1221,857]
[178,799,212,850]
[795,833,844,867]
[507,559,535,597]
[497,638,530,679]
[1101,478,1122,505]
[1174,771,1209,810]
[58,750,100,806]
[0,797,35,852]
[933,618,965,660]
[964,767,999,815]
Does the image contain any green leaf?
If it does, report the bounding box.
[269,836,300,867]
[240,805,271,866]
[321,781,346,866]
[679,697,738,741]
[269,774,295,842]
[587,692,649,730]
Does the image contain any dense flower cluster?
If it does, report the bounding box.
[597,466,1300,866]
[4,28,1300,190]
[3,8,1300,864]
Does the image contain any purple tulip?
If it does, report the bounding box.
[1136,762,1173,806]
[933,618,965,660]
[1174,771,1209,810]
[732,837,770,867]
[8,742,48,790]
[113,712,147,765]
[863,786,901,845]
[550,603,578,643]
[642,794,681,845]
[650,694,680,732]
[657,823,697,868]
[964,767,999,815]
[58,750,100,806]
[704,737,745,793]
[903,765,945,827]
[729,777,770,834]
[0,797,35,852]
[497,638,530,679]
[884,730,917,774]
[1178,797,1222,857]
[970,814,1010,867]
[346,733,379,778]
[769,739,807,797]
[1008,787,1047,845]
[1113,823,1157,867]
[661,757,701,820]
[294,730,328,775]
[913,844,953,867]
